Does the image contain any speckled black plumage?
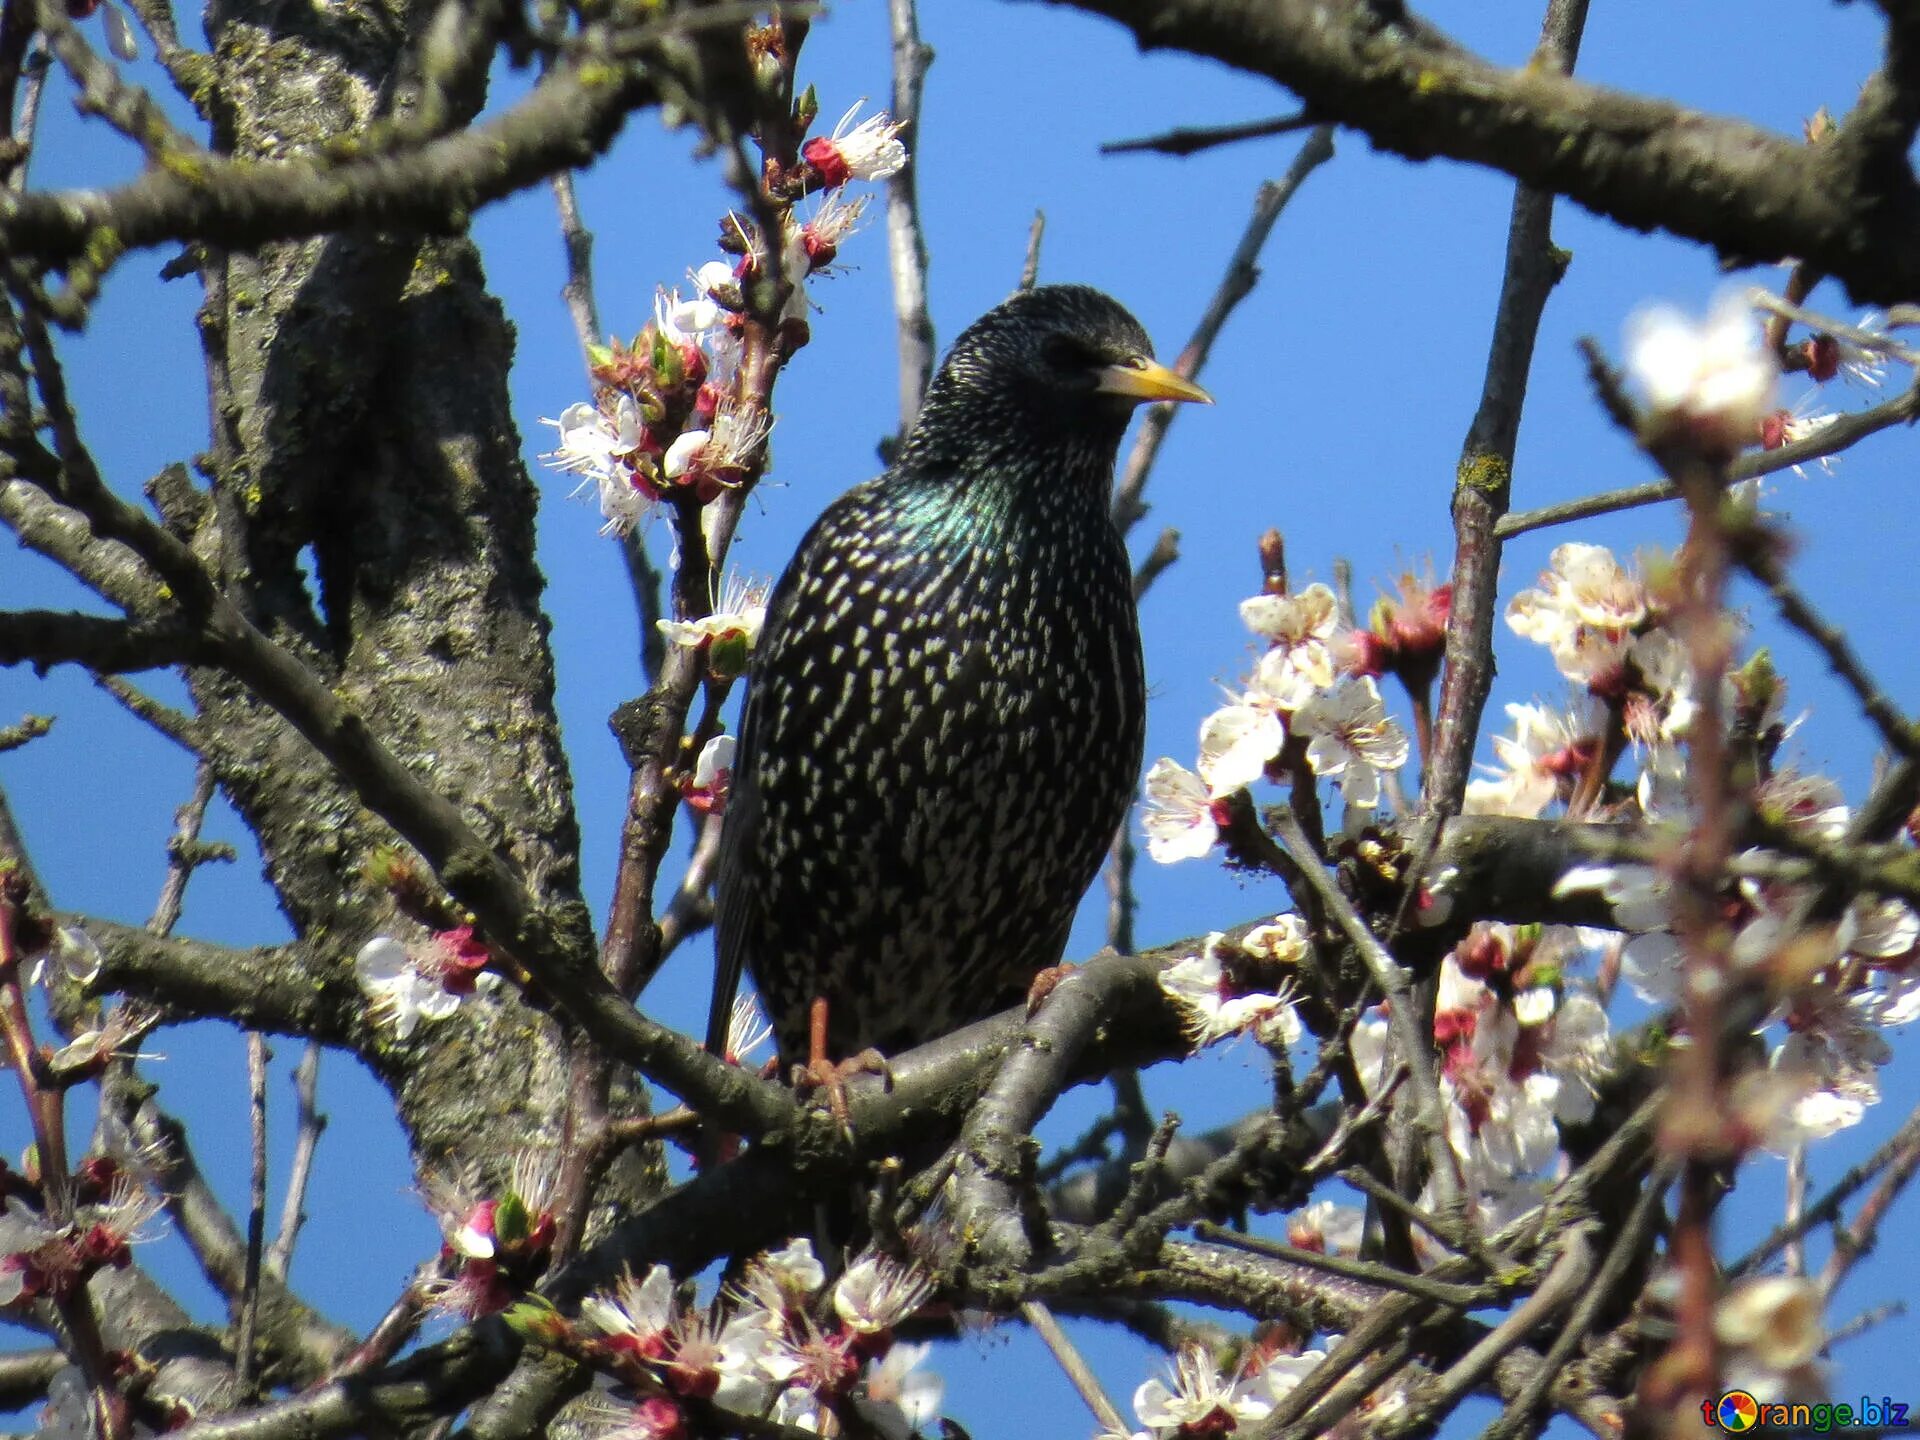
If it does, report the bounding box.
[710,285,1183,1065]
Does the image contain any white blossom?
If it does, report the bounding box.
[1626,290,1777,452]
[1239,583,1340,708]
[353,937,462,1040]
[1291,678,1409,809]
[1195,703,1285,798]
[656,573,769,652]
[1159,934,1302,1049]
[851,1342,943,1440]
[832,1250,935,1333]
[1141,759,1219,863]
[805,102,908,183]
[1132,1345,1271,1438]
[581,1264,678,1350]
[1286,1201,1364,1255]
[1463,702,1590,818]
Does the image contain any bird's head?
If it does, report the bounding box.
[901,285,1211,474]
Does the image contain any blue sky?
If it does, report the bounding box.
[6,0,1920,1433]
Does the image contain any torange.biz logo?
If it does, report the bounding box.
[1702,1391,1911,1432]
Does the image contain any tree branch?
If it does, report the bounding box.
[1034,0,1920,305]
[0,50,651,266]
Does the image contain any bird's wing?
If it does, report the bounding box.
[704,487,869,1057]
[704,601,780,1059]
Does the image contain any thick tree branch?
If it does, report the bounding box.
[0,52,650,266]
[1034,0,1920,305]
[6,290,793,1140]
[82,919,345,1039]
[0,607,201,673]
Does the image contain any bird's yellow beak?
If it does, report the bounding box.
[1094,358,1213,405]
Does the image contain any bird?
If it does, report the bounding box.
[706,284,1211,1097]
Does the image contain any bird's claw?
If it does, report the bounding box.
[793,1048,893,1132]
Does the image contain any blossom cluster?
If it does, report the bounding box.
[1141,581,1420,863]
[0,1161,164,1308]
[422,1149,563,1320]
[542,1240,942,1439]
[541,102,905,540]
[1624,288,1908,485]
[1158,916,1307,1050]
[1428,925,1609,1187]
[1475,540,1790,822]
[1555,859,1920,1147]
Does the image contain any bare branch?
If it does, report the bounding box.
[1736,532,1920,759]
[1112,129,1335,539]
[0,48,655,267]
[236,1032,270,1389]
[1020,208,1046,289]
[1021,1300,1130,1435]
[1037,0,1920,305]
[1102,108,1315,157]
[0,607,200,673]
[1497,375,1920,539]
[148,764,220,937]
[884,0,936,432]
[267,1041,325,1280]
[0,1346,64,1410]
[550,171,604,362]
[1423,0,1589,817]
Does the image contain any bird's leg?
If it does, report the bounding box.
[793,996,891,1132]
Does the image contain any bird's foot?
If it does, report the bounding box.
[1026,961,1080,1016]
[792,1048,892,1133]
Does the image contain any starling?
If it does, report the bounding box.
[707,284,1210,1081]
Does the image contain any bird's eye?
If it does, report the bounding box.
[1040,334,1105,372]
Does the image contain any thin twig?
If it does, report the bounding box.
[1019,209,1045,289]
[1737,537,1920,759]
[1750,288,1920,366]
[1496,375,1920,538]
[622,530,669,687]
[1421,0,1589,817]
[656,809,725,961]
[1268,806,1460,1213]
[1131,526,1180,601]
[267,1039,324,1279]
[550,171,603,361]
[1192,1221,1489,1306]
[1021,1299,1131,1436]
[1112,128,1335,539]
[1408,1225,1595,1424]
[1826,1300,1907,1347]
[1731,1098,1920,1277]
[1482,1167,1673,1440]
[1102,109,1316,157]
[235,1032,269,1388]
[148,762,218,937]
[1786,1144,1807,1278]
[1821,1102,1920,1295]
[884,0,935,432]
[5,35,47,193]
